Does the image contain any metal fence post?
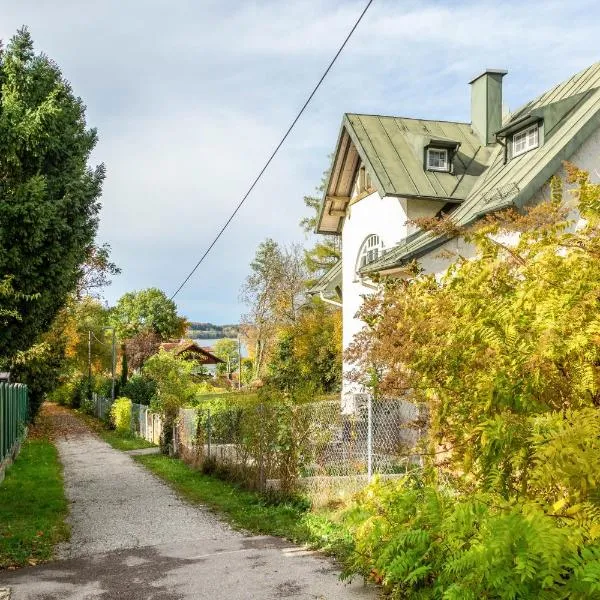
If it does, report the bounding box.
[258,403,265,491]
[367,394,373,481]
[207,409,211,459]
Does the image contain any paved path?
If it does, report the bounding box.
[1,406,376,599]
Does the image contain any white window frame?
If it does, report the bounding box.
[512,124,539,157]
[356,234,384,275]
[426,148,449,172]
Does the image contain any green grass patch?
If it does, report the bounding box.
[0,439,69,569]
[77,412,156,451]
[134,453,353,559]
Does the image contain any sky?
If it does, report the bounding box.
[1,0,599,324]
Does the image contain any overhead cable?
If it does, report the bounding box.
[169,0,375,299]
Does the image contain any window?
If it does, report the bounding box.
[352,165,374,198]
[426,148,449,171]
[512,125,539,157]
[356,234,384,273]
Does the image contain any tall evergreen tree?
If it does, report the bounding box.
[0,28,105,358]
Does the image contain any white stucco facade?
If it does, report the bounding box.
[340,189,445,407]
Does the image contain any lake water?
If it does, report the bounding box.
[193,338,248,357]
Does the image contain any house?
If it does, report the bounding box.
[159,340,224,365]
[311,62,600,410]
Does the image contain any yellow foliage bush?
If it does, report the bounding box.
[110,397,132,433]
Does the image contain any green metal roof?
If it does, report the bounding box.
[344,114,490,201]
[307,260,342,298]
[317,113,494,235]
[362,61,600,274]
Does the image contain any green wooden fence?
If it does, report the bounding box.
[0,382,29,465]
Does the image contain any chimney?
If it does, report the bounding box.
[469,69,507,145]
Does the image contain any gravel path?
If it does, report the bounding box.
[2,406,376,599]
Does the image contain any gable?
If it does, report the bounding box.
[317,113,490,234]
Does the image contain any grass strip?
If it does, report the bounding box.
[0,439,69,569]
[77,411,157,451]
[134,453,353,559]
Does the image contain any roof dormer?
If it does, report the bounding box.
[424,137,460,174]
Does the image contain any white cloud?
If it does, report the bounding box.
[1,0,598,322]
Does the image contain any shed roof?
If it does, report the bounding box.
[361,61,600,274]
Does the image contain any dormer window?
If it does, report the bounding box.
[512,124,539,157]
[426,148,449,172]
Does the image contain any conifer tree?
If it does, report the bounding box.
[0,28,104,358]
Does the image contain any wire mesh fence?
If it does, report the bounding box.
[174,396,424,500]
[91,392,113,421]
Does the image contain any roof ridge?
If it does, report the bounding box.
[507,61,600,122]
[346,112,471,126]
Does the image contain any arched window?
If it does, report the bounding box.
[356,234,384,273]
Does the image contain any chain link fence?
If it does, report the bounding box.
[174,396,424,504]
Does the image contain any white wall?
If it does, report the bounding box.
[340,191,445,409]
[420,128,600,278]
[341,191,407,408]
[529,127,600,209]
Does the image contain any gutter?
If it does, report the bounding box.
[319,291,343,308]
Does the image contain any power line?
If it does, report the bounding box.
[90,331,109,346]
[170,0,375,300]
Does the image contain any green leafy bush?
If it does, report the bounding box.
[343,475,600,599]
[47,381,76,406]
[94,375,117,399]
[121,375,157,406]
[110,397,132,433]
[342,168,600,597]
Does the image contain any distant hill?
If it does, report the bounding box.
[186,322,239,339]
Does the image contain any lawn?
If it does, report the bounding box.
[134,453,353,559]
[0,439,69,569]
[77,411,157,451]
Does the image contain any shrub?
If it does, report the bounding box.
[70,374,91,409]
[47,381,76,406]
[143,350,197,452]
[94,375,117,399]
[110,397,132,433]
[342,475,600,599]
[341,169,600,597]
[46,373,90,408]
[121,375,157,406]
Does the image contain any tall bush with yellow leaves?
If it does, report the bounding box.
[343,166,600,598]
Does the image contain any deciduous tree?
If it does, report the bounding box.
[240,239,306,380]
[109,288,186,341]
